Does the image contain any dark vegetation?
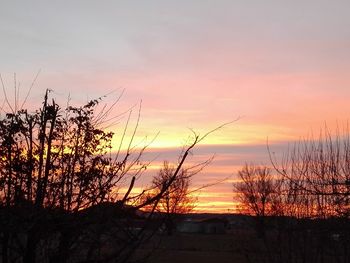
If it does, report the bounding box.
[143,161,197,236]
[234,129,350,263]
[0,89,211,263]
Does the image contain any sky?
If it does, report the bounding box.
[1,0,350,212]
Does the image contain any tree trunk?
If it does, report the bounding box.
[2,232,9,263]
[24,229,38,263]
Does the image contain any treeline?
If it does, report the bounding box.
[234,129,350,263]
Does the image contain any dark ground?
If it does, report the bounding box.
[133,232,246,263]
[131,216,350,263]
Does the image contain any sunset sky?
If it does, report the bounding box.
[1,0,350,212]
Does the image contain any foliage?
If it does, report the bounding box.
[0,90,206,263]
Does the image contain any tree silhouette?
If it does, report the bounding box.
[234,164,283,238]
[270,128,350,219]
[0,89,214,263]
[234,128,350,263]
[150,161,196,235]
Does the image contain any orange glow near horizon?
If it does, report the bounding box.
[111,118,350,214]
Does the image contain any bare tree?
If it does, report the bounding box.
[149,161,196,235]
[269,127,350,219]
[266,127,350,262]
[234,164,283,217]
[234,127,350,263]
[234,164,283,238]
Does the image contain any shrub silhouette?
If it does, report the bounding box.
[0,90,207,263]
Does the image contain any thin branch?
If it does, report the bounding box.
[0,73,15,113]
[20,69,41,110]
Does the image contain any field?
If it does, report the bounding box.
[132,221,350,263]
[134,231,255,263]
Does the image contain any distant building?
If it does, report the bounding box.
[177,217,227,234]
[201,218,227,234]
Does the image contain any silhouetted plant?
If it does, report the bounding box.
[234,127,350,263]
[147,161,197,235]
[0,89,217,263]
[270,127,350,219]
[234,164,283,239]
